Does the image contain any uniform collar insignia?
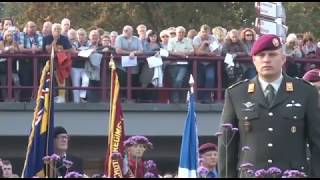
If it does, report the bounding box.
[286,82,293,92]
[248,83,255,93]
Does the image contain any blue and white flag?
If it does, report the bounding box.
[178,92,199,178]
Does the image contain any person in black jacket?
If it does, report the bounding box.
[54,126,83,177]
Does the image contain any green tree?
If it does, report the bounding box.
[2,2,319,38]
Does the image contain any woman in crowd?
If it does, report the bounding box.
[0,30,20,102]
[240,28,257,79]
[302,32,317,58]
[284,33,304,77]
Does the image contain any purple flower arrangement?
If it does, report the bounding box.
[64,171,83,178]
[255,169,268,178]
[282,170,307,178]
[124,135,153,149]
[63,159,74,169]
[197,166,209,178]
[144,160,157,172]
[144,172,158,178]
[239,167,307,178]
[50,154,61,161]
[143,160,159,178]
[42,156,51,165]
[237,146,306,178]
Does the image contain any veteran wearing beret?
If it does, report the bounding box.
[218,34,320,177]
[198,143,219,178]
[53,126,83,177]
[303,69,320,90]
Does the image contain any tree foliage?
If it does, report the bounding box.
[1,2,319,38]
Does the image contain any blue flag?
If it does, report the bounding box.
[22,61,54,178]
[178,92,199,178]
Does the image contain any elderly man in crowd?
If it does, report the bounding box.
[193,24,219,103]
[43,23,73,103]
[198,143,219,178]
[19,21,43,102]
[61,18,71,37]
[167,26,194,103]
[115,25,143,100]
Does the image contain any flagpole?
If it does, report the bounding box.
[107,54,116,176]
[46,46,55,178]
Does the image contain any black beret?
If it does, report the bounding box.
[54,126,68,138]
[251,34,282,56]
[199,143,217,155]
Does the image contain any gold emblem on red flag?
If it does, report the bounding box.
[286,82,293,92]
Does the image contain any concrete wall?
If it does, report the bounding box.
[0,102,223,136]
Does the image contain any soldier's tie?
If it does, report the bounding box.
[265,84,275,106]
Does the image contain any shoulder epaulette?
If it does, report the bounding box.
[227,79,249,89]
[296,77,314,86]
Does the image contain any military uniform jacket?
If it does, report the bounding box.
[218,74,320,177]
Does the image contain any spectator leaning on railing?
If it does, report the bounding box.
[115,25,143,100]
[18,21,43,102]
[222,29,248,86]
[43,23,73,103]
[284,33,304,78]
[167,26,194,103]
[240,28,257,79]
[69,28,90,103]
[193,24,219,103]
[0,29,20,102]
[85,29,102,102]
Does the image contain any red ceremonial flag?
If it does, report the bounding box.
[104,57,126,178]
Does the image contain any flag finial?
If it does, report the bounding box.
[189,74,194,93]
[109,54,116,70]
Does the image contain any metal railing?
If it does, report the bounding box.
[0,53,319,103]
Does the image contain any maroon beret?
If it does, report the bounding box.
[251,34,282,56]
[199,143,217,155]
[303,69,320,82]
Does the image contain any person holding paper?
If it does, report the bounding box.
[193,24,219,103]
[86,30,103,102]
[167,26,194,103]
[221,29,247,86]
[139,30,163,102]
[115,25,143,100]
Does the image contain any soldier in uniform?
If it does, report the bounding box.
[218,34,320,178]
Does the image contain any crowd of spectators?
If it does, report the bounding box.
[0,17,320,103]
